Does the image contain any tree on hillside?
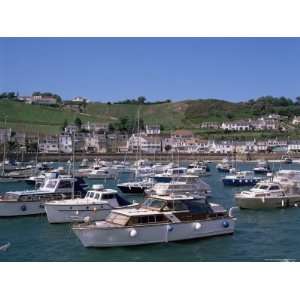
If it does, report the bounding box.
[62,119,68,131]
[74,117,82,129]
[137,96,146,104]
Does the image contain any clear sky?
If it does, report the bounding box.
[0,37,300,102]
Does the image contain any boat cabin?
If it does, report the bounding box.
[104,195,227,227]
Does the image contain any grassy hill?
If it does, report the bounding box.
[1,96,299,135]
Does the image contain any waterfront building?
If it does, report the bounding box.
[81,122,109,133]
[38,136,59,154]
[145,124,161,135]
[59,134,73,154]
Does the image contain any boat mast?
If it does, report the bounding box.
[2,115,7,176]
[72,131,76,199]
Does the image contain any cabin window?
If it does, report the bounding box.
[94,193,100,200]
[106,213,129,225]
[89,192,95,198]
[45,180,57,189]
[258,185,269,190]
[269,185,280,191]
[185,200,213,214]
[102,194,115,200]
[58,181,72,189]
[4,193,19,201]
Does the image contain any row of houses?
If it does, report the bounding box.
[201,114,284,131]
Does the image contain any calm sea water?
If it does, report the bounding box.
[1,161,300,262]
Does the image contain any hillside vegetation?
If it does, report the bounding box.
[1,96,300,135]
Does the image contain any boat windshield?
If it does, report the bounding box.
[256,184,269,190]
[43,180,58,189]
[142,198,164,210]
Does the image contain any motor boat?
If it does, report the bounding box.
[25,168,67,187]
[235,181,300,209]
[45,184,138,223]
[0,176,87,216]
[146,175,211,197]
[281,155,292,164]
[188,161,210,172]
[222,171,262,186]
[87,167,118,180]
[117,177,154,194]
[216,159,232,172]
[72,193,235,248]
[253,160,270,174]
[153,167,188,183]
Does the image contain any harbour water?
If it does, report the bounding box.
[1,161,300,262]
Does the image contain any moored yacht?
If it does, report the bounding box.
[117,177,154,194]
[216,159,232,172]
[153,167,188,183]
[146,175,211,197]
[253,160,270,174]
[72,194,235,248]
[235,181,300,209]
[0,176,87,216]
[45,184,137,223]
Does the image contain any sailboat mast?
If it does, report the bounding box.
[2,115,7,176]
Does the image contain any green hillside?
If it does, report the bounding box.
[1,96,300,135]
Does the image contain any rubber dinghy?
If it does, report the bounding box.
[0,242,11,252]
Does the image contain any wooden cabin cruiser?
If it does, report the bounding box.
[146,175,211,197]
[216,159,232,172]
[235,181,300,209]
[253,160,270,174]
[0,176,87,216]
[153,167,188,183]
[45,184,137,223]
[72,194,235,248]
[117,177,154,194]
[222,171,262,186]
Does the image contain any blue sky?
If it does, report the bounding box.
[0,37,300,102]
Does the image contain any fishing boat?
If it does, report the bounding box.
[216,158,232,172]
[253,160,270,174]
[72,194,235,248]
[0,176,87,216]
[45,184,137,223]
[147,175,211,197]
[222,171,262,186]
[235,181,300,209]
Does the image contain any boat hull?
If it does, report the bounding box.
[45,203,111,223]
[73,217,235,248]
[117,185,146,194]
[235,195,300,209]
[0,201,45,216]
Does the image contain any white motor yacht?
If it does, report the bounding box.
[0,176,87,216]
[72,194,235,248]
[235,181,300,209]
[45,184,137,223]
[147,175,211,197]
[87,167,118,180]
